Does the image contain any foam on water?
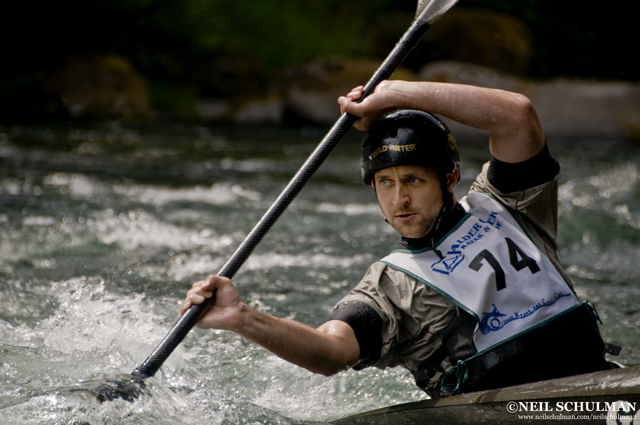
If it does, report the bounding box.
[315,202,381,216]
[117,182,263,206]
[0,273,421,424]
[559,163,640,282]
[0,276,315,424]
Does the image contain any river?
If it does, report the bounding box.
[1,121,639,424]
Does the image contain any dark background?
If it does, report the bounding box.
[1,0,637,122]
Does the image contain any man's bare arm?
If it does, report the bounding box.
[338,81,545,163]
[181,275,360,376]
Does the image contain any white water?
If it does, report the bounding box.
[1,124,639,423]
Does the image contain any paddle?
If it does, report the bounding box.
[96,0,460,402]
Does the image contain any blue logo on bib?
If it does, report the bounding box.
[479,293,572,335]
[479,304,507,335]
[431,245,465,275]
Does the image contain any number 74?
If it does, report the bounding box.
[468,238,541,291]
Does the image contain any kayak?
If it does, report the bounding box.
[333,365,640,424]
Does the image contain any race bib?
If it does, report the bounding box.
[382,192,579,354]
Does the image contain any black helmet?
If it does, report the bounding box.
[360,110,459,185]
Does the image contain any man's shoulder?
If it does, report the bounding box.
[469,162,560,211]
[485,143,561,193]
[358,261,415,291]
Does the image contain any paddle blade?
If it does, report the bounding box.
[68,374,149,403]
[416,0,460,23]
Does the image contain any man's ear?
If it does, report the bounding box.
[446,168,460,193]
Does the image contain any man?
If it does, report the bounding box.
[181,80,615,397]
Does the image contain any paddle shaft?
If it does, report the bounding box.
[133,18,431,379]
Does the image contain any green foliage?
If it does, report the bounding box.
[147,80,199,120]
[184,0,369,69]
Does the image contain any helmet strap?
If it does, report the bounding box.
[430,209,446,260]
[435,171,454,229]
[430,171,454,259]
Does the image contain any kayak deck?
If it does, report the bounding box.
[333,365,640,424]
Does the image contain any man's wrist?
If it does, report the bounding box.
[233,301,260,336]
[382,80,412,110]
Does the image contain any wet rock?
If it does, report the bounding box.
[280,58,416,126]
[231,96,283,125]
[419,61,640,141]
[222,57,416,126]
[44,55,152,120]
[415,8,532,75]
[196,100,232,122]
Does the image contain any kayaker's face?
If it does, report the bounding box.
[374,165,446,239]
